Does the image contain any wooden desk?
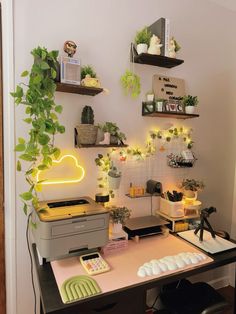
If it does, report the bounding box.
[33,235,236,314]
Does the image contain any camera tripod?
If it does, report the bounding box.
[194,207,217,242]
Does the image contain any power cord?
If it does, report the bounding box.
[26,212,37,314]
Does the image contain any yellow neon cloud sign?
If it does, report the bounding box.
[37,154,85,185]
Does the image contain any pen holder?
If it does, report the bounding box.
[160,198,184,218]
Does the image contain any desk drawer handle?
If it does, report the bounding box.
[93,302,116,312]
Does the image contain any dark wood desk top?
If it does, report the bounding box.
[33,236,236,314]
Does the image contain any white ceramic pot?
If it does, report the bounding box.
[136,43,148,55]
[146,94,154,102]
[108,175,121,190]
[185,106,195,114]
[112,222,123,234]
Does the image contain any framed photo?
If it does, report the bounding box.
[168,102,177,112]
[176,103,184,113]
[164,103,170,111]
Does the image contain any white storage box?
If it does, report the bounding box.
[160,198,184,218]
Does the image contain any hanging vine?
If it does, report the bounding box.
[11,46,65,216]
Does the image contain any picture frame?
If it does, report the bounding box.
[176,103,184,113]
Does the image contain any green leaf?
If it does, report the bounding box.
[41,50,47,60]
[57,125,65,133]
[17,160,22,171]
[33,75,42,84]
[21,70,29,77]
[16,85,23,98]
[55,105,63,113]
[18,137,25,144]
[25,168,34,175]
[38,133,50,145]
[15,143,26,152]
[51,68,57,79]
[20,192,33,201]
[24,118,32,124]
[53,148,61,159]
[23,203,28,215]
[50,112,58,120]
[38,164,48,170]
[19,154,36,161]
[37,207,47,213]
[40,61,50,70]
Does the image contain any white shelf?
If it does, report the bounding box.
[157,210,199,232]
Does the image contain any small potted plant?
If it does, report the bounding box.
[76,106,98,145]
[108,166,121,190]
[120,70,141,99]
[109,206,131,233]
[182,95,199,114]
[134,26,152,54]
[179,178,205,199]
[81,65,101,88]
[98,122,126,145]
[146,90,155,102]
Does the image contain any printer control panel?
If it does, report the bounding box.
[80,252,110,275]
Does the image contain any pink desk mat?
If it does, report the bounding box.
[51,234,213,297]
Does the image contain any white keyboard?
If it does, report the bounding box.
[137,252,207,277]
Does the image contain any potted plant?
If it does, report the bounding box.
[11,46,65,215]
[108,166,121,190]
[146,90,155,102]
[134,26,152,54]
[109,206,131,233]
[76,106,98,145]
[98,122,126,145]
[179,178,205,199]
[81,65,101,88]
[182,95,199,114]
[120,70,141,99]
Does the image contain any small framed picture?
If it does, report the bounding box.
[176,103,184,113]
[168,102,177,112]
[164,103,170,111]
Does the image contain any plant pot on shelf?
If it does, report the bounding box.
[76,124,98,145]
[185,106,195,114]
[136,43,148,54]
[111,222,123,234]
[110,135,118,145]
[184,190,198,205]
[108,174,121,190]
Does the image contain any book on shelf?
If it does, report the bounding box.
[148,17,170,57]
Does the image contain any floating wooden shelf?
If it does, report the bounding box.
[77,144,128,148]
[56,82,103,96]
[130,44,184,68]
[143,111,199,119]
[125,193,160,198]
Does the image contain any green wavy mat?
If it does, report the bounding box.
[60,275,102,304]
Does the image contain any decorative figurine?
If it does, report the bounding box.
[63,40,77,57]
[81,74,101,88]
[147,35,162,55]
[168,37,181,58]
[168,38,176,58]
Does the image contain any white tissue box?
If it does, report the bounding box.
[160,198,184,218]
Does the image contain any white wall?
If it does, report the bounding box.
[12,0,236,313]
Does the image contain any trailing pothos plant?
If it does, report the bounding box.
[11,46,65,217]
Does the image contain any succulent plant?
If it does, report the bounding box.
[81,106,94,124]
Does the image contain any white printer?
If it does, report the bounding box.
[32,196,109,260]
